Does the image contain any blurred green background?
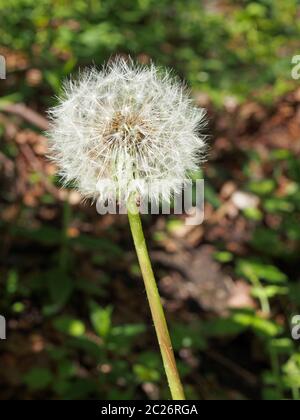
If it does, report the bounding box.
[0,0,300,400]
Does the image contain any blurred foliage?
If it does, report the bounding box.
[1,0,300,401]
[0,0,300,105]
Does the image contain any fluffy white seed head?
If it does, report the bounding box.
[47,58,207,204]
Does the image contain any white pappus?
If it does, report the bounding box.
[47,58,207,204]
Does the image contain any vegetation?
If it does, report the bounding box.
[0,0,300,400]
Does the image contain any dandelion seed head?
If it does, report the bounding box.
[47,58,207,203]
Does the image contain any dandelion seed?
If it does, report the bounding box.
[47,58,207,204]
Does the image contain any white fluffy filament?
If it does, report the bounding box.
[47,58,207,203]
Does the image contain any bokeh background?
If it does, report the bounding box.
[1,0,300,400]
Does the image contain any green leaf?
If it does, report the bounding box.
[263,198,294,213]
[53,316,86,337]
[203,317,247,337]
[205,184,221,208]
[72,234,122,256]
[269,338,294,355]
[214,251,234,263]
[237,260,288,284]
[75,278,107,297]
[67,336,104,359]
[47,269,74,308]
[252,285,288,299]
[12,302,25,313]
[60,378,97,400]
[137,351,162,370]
[57,360,75,378]
[248,180,276,196]
[283,354,300,388]
[289,284,300,305]
[44,71,62,94]
[271,149,292,161]
[288,156,300,183]
[0,93,23,107]
[89,302,113,338]
[251,228,287,257]
[11,225,61,245]
[166,219,184,234]
[23,368,53,391]
[105,324,146,355]
[111,324,146,338]
[79,23,123,51]
[262,386,282,401]
[6,270,18,295]
[243,207,263,221]
[232,310,282,338]
[171,323,207,350]
[133,364,161,383]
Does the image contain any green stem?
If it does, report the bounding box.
[127,199,185,400]
[270,348,283,399]
[248,272,270,315]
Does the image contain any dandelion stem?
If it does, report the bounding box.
[127,199,185,400]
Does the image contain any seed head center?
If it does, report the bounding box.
[107,112,147,145]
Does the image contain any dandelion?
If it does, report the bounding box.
[48,58,207,400]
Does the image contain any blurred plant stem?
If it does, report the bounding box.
[60,196,71,273]
[246,269,270,315]
[269,347,283,400]
[127,198,185,400]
